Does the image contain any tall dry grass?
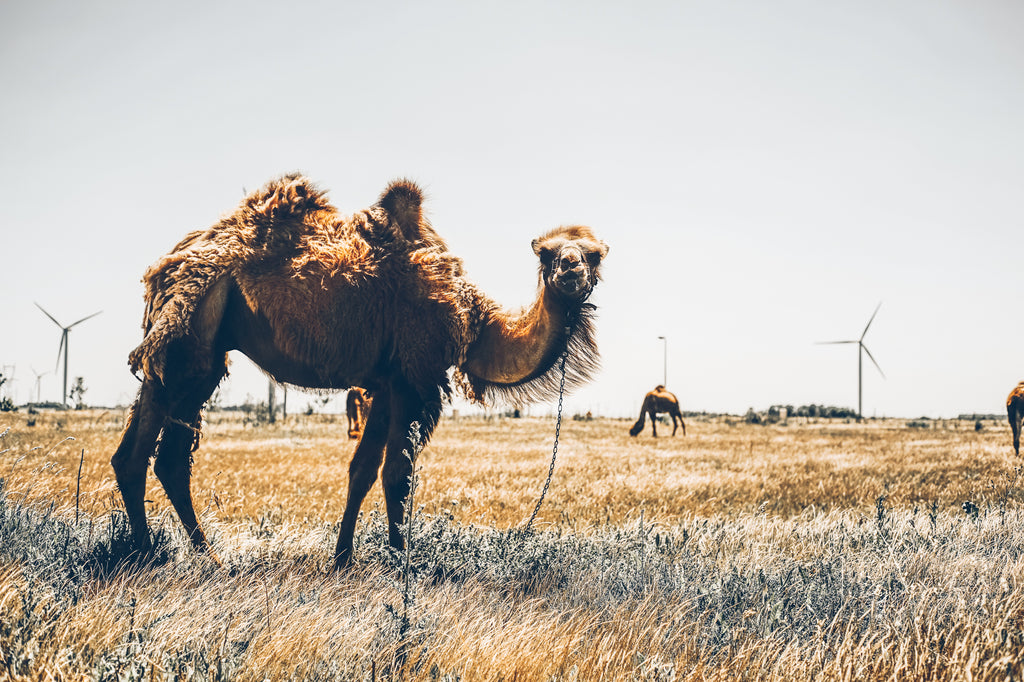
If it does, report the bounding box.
[1,410,1022,680]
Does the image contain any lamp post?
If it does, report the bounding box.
[657,336,667,387]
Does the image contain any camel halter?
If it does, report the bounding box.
[522,347,569,533]
[520,292,592,532]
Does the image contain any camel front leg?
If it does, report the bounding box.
[334,392,390,569]
[381,387,441,552]
[1013,413,1021,457]
[650,411,658,437]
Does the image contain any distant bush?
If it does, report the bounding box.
[0,372,16,412]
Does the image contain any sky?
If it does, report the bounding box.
[1,0,1022,419]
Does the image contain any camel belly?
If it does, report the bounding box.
[216,277,387,390]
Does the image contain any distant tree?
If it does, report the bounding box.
[0,373,15,412]
[69,376,87,410]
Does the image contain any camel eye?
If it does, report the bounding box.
[537,247,557,269]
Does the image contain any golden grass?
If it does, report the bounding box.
[1,410,1022,680]
[1,411,1017,528]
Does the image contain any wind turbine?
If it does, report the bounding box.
[817,302,885,419]
[35,303,102,408]
[30,366,49,404]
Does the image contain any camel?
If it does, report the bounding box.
[629,385,686,437]
[346,387,369,439]
[112,174,608,569]
[1007,382,1024,456]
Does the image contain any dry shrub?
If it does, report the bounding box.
[1,411,1022,680]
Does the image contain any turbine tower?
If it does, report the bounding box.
[35,303,102,408]
[817,302,885,419]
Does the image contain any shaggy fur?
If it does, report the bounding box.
[1007,382,1024,456]
[629,385,686,437]
[112,174,608,569]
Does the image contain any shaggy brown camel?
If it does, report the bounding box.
[112,174,608,569]
[629,385,686,437]
[346,387,369,439]
[1008,382,1024,456]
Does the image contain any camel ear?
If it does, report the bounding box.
[378,179,424,242]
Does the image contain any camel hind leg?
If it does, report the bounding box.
[151,359,226,557]
[111,383,166,552]
[672,411,686,436]
[113,342,226,556]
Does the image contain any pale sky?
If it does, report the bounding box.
[2,0,1022,419]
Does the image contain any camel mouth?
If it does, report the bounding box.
[552,270,591,298]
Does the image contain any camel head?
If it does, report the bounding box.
[532,225,609,303]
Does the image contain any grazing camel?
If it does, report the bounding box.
[629,385,686,437]
[1008,382,1024,456]
[113,174,608,569]
[346,387,369,439]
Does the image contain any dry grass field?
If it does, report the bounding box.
[2,408,1023,680]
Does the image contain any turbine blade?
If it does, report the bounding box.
[68,310,102,328]
[862,343,885,379]
[55,331,67,373]
[860,301,882,340]
[815,340,858,345]
[35,302,63,328]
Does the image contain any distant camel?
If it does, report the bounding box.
[1008,382,1024,456]
[629,385,686,437]
[347,387,369,439]
[112,174,608,569]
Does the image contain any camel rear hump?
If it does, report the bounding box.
[377,179,446,249]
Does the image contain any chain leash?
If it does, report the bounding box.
[522,349,569,533]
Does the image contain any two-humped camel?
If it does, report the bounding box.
[629,385,686,437]
[346,387,370,439]
[113,174,608,569]
[1008,382,1024,456]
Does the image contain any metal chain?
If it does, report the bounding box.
[523,349,569,533]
